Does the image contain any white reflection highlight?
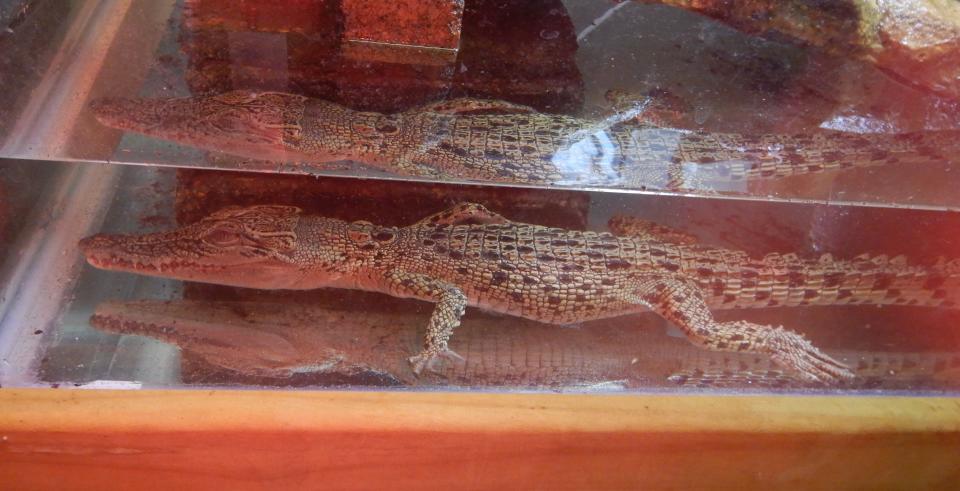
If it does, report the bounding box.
[552,100,660,185]
[552,128,619,183]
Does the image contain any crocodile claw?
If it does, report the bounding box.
[409,348,465,376]
[766,327,855,385]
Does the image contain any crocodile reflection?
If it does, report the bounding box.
[89,299,960,390]
[91,91,958,190]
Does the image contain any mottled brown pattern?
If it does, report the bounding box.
[80,203,960,384]
[91,91,959,190]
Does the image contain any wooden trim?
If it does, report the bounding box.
[2,388,959,489]
[2,388,959,433]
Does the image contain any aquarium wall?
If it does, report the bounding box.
[1,0,959,396]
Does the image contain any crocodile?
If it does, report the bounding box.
[89,91,958,190]
[89,299,960,390]
[78,203,960,383]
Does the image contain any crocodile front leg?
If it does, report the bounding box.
[413,202,510,227]
[622,275,854,383]
[382,270,468,375]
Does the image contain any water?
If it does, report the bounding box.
[0,1,958,394]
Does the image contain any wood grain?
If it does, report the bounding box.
[1,388,959,490]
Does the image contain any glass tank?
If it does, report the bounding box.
[1,0,958,394]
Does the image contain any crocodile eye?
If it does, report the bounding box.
[204,230,240,246]
[216,90,258,104]
[375,117,400,134]
[351,122,375,136]
[373,230,395,242]
[203,223,242,246]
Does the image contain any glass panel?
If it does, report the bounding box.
[1,1,959,208]
[0,2,958,395]
[1,160,958,393]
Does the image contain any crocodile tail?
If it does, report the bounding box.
[667,351,960,390]
[707,251,960,310]
[796,253,959,309]
[673,129,959,182]
[809,253,957,309]
[668,368,801,389]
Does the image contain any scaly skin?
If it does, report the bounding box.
[79,203,960,383]
[89,299,960,390]
[90,91,957,190]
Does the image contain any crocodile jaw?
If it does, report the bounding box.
[78,232,299,289]
[89,91,311,162]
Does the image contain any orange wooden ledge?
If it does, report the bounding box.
[1,388,959,489]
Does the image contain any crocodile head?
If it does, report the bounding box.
[91,90,409,165]
[80,205,321,289]
[80,205,400,290]
[90,91,312,162]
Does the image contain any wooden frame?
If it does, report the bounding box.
[1,388,959,489]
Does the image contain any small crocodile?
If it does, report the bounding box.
[79,203,960,383]
[90,91,957,189]
[89,299,960,390]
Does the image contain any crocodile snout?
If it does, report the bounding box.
[78,234,126,268]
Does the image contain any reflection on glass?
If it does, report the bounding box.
[89,90,960,194]
[1,1,959,207]
[0,0,959,397]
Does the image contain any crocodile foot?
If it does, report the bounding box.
[409,348,465,376]
[765,327,855,385]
